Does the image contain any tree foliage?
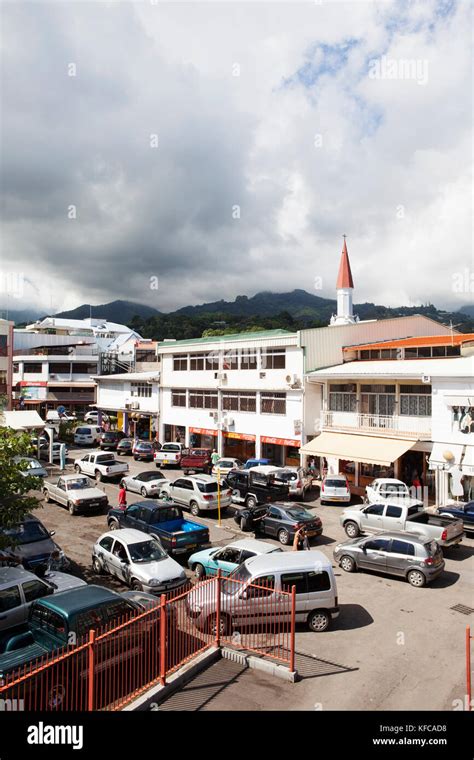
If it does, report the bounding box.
[0,428,43,549]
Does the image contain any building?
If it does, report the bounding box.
[24,316,141,339]
[157,330,304,465]
[93,370,160,439]
[0,318,14,411]
[330,236,358,326]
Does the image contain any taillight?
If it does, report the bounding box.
[203,494,213,501]
[441,529,447,541]
[321,482,325,491]
[296,480,302,488]
[424,557,435,566]
[171,536,176,544]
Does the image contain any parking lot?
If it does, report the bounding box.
[32,446,474,710]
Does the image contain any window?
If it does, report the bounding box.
[112,541,128,560]
[222,392,256,413]
[189,390,218,409]
[30,607,66,637]
[130,382,152,398]
[400,385,432,416]
[173,354,188,371]
[240,350,257,370]
[174,478,193,490]
[281,572,307,594]
[364,538,391,551]
[24,363,43,374]
[261,347,285,369]
[365,504,385,516]
[222,350,239,370]
[386,505,403,518]
[171,390,186,407]
[72,363,97,374]
[246,575,275,598]
[268,506,282,518]
[102,600,135,623]
[206,352,220,370]
[75,608,105,637]
[99,536,114,552]
[0,586,21,612]
[22,580,49,603]
[261,392,286,415]
[49,362,71,374]
[307,571,331,592]
[12,362,19,373]
[189,353,206,371]
[390,540,415,556]
[329,392,357,412]
[125,505,140,519]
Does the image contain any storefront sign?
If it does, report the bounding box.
[261,436,301,448]
[224,431,256,442]
[19,384,47,400]
[189,427,217,436]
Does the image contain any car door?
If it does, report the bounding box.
[0,583,25,631]
[263,506,283,537]
[361,503,385,531]
[358,537,390,572]
[121,504,141,529]
[384,538,415,577]
[80,454,92,475]
[382,504,404,531]
[215,548,241,576]
[128,475,141,495]
[232,574,277,627]
[95,535,115,574]
[170,478,187,507]
[56,478,68,506]
[109,539,131,583]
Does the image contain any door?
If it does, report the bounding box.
[230,473,247,504]
[96,535,115,574]
[80,454,91,474]
[382,504,404,531]
[362,503,385,531]
[231,574,276,627]
[263,506,284,537]
[358,538,390,572]
[109,539,131,583]
[56,478,68,506]
[211,547,241,577]
[0,584,25,631]
[170,478,189,507]
[121,504,141,529]
[384,538,414,577]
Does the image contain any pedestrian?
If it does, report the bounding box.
[118,484,127,510]
[211,449,220,467]
[302,530,310,551]
[293,527,304,551]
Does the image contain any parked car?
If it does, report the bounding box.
[181,449,212,475]
[46,410,76,423]
[74,425,103,446]
[235,502,323,545]
[249,465,313,500]
[333,531,445,587]
[0,514,68,572]
[117,438,134,456]
[0,565,86,634]
[100,431,126,451]
[158,475,232,516]
[38,441,67,462]
[43,475,109,515]
[211,458,244,480]
[84,410,109,424]
[154,442,189,468]
[92,529,187,594]
[188,538,282,579]
[186,551,339,633]
[225,469,289,509]
[436,501,474,533]
[243,458,271,470]
[340,500,464,547]
[74,451,129,481]
[120,470,170,498]
[320,474,351,505]
[133,441,154,462]
[365,478,418,504]
[12,456,48,479]
[107,501,210,556]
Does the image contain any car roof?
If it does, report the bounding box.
[372,478,405,484]
[248,465,281,475]
[361,530,429,544]
[187,474,215,482]
[59,474,90,481]
[244,550,332,574]
[131,470,159,478]
[99,528,152,544]
[38,585,122,616]
[0,565,39,584]
[227,539,281,554]
[324,474,347,480]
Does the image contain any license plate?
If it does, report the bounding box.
[163,460,169,464]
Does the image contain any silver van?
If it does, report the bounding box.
[186,551,339,633]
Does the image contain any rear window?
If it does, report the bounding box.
[190,449,209,457]
[96,455,115,464]
[307,571,331,592]
[162,444,180,452]
[30,606,67,637]
[325,479,347,488]
[197,482,218,493]
[75,428,90,435]
[274,471,297,482]
[424,540,439,557]
[102,432,118,440]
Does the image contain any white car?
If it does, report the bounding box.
[120,470,170,498]
[74,425,103,446]
[92,528,187,594]
[211,458,244,481]
[84,410,109,423]
[320,474,351,504]
[365,478,412,504]
[159,474,233,516]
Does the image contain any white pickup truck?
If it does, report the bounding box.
[74,451,129,482]
[365,478,421,504]
[340,499,464,548]
[43,474,109,515]
[154,442,189,468]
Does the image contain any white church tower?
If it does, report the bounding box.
[330,235,358,326]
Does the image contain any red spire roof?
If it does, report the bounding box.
[336,237,354,289]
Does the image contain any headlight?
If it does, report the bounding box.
[149,578,162,587]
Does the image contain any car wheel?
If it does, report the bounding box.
[194,563,206,579]
[206,613,230,636]
[340,555,356,573]
[92,556,104,575]
[407,570,426,587]
[307,609,330,633]
[74,464,81,473]
[140,487,148,497]
[246,496,257,509]
[43,489,51,503]
[108,519,120,531]
[190,501,201,517]
[183,470,189,476]
[278,529,290,545]
[344,521,360,538]
[95,470,102,482]
[68,501,77,516]
[131,579,143,591]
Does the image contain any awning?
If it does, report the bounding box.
[444,395,474,407]
[300,432,415,466]
[1,411,45,430]
[428,443,464,468]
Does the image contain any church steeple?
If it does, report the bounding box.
[330,235,357,326]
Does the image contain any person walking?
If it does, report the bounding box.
[118,484,127,510]
[293,527,304,551]
[211,449,220,467]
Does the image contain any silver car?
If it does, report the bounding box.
[333,531,445,587]
[0,565,86,633]
[159,475,232,516]
[120,470,170,498]
[320,474,351,504]
[92,528,187,594]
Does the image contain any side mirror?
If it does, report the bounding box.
[121,558,130,565]
[361,545,367,553]
[241,590,248,600]
[49,530,56,537]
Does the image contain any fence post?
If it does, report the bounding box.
[159,594,167,686]
[290,585,296,674]
[215,570,222,647]
[467,626,471,711]
[87,629,96,711]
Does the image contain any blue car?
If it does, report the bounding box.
[188,538,282,579]
[439,501,474,533]
[244,458,271,470]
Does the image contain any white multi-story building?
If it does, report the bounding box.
[158,330,304,465]
[93,370,160,439]
[0,318,14,410]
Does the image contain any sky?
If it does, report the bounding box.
[1,0,472,316]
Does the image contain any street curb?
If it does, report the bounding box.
[221,647,297,682]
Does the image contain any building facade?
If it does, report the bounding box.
[94,371,160,439]
[0,319,14,411]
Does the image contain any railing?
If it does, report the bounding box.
[48,392,95,402]
[321,410,431,439]
[13,347,98,357]
[0,573,295,711]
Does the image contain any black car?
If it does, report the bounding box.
[225,469,289,509]
[117,438,134,456]
[234,502,323,546]
[438,501,474,533]
[100,431,126,451]
[0,514,68,571]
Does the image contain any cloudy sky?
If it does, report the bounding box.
[1,0,472,315]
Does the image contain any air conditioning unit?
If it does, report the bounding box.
[259,372,266,379]
[216,372,227,381]
[125,403,132,410]
[223,417,234,427]
[131,401,140,410]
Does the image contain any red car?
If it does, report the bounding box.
[180,448,212,475]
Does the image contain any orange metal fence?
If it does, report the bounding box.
[466,626,472,712]
[0,572,295,711]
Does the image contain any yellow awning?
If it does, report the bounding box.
[300,432,415,466]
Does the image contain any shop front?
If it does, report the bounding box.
[260,436,301,467]
[189,427,218,450]
[223,431,256,461]
[163,423,186,444]
[429,443,474,505]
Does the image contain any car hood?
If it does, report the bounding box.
[11,537,57,560]
[44,571,87,592]
[70,487,106,501]
[132,556,185,582]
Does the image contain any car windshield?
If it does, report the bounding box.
[5,521,50,544]
[139,472,163,482]
[222,563,252,595]
[197,482,218,493]
[25,459,42,469]
[66,477,89,490]
[128,540,166,563]
[274,470,297,482]
[102,433,117,440]
[285,507,312,520]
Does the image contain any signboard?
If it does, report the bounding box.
[261,436,301,448]
[19,385,47,401]
[224,431,256,442]
[189,427,217,437]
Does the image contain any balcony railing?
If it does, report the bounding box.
[48,391,95,402]
[321,410,431,439]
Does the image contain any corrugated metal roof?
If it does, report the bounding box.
[307,355,474,379]
[158,329,297,352]
[343,334,474,351]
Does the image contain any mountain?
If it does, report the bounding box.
[459,304,474,317]
[0,308,43,325]
[175,289,336,319]
[54,300,161,323]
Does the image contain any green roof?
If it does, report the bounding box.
[158,329,296,348]
[39,585,119,617]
